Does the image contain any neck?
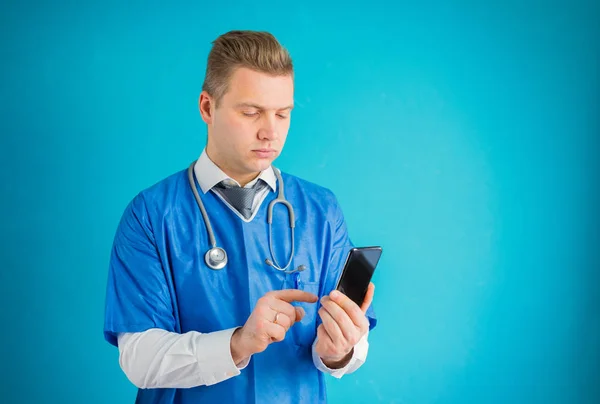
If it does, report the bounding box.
[234,173,260,188]
[205,147,260,187]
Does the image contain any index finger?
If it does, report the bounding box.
[329,289,368,327]
[270,289,319,303]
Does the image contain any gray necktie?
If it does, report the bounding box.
[214,180,262,219]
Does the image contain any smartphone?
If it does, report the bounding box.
[334,246,382,306]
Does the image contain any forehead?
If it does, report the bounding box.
[222,67,294,109]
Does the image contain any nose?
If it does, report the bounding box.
[257,115,278,141]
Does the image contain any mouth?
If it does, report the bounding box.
[252,149,277,158]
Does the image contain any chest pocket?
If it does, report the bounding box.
[282,226,323,348]
[289,277,321,348]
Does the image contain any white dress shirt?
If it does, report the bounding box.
[117,149,369,389]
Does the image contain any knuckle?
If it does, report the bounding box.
[327,343,337,355]
[360,318,370,331]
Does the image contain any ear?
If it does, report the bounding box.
[198,91,214,124]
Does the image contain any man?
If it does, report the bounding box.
[104,30,377,404]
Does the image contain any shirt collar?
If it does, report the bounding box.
[193,148,277,194]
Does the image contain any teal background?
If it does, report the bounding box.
[1,1,598,403]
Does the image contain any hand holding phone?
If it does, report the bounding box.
[314,247,381,365]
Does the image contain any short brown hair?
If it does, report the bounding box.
[202,30,294,106]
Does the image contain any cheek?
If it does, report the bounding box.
[278,121,291,139]
[227,117,255,140]
[215,116,253,145]
[229,119,251,135]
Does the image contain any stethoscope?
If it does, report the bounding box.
[187,162,306,274]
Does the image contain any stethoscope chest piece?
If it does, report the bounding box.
[205,247,228,270]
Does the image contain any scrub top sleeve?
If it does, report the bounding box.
[321,193,378,331]
[103,194,176,347]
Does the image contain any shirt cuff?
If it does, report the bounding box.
[311,332,369,378]
[197,327,250,385]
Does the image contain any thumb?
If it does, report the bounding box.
[360,283,375,313]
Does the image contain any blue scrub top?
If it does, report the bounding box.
[104,167,377,404]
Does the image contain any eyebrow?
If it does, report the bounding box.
[234,102,294,111]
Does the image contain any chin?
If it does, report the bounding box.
[254,161,272,172]
[248,155,273,167]
[244,150,278,172]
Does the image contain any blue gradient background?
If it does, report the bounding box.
[1,1,598,403]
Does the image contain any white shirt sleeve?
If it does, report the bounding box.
[117,328,250,389]
[311,331,369,378]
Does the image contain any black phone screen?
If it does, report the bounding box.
[335,246,382,306]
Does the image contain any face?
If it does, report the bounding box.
[199,67,294,185]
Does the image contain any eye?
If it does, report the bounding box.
[276,113,289,119]
[242,111,259,117]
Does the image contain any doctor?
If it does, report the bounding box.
[103,30,377,404]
